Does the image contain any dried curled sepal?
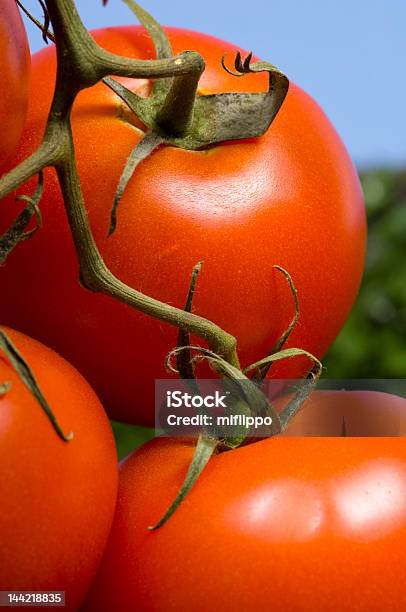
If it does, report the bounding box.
[0,172,44,265]
[170,52,289,148]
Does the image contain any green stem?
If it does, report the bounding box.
[0,141,59,200]
[156,62,204,136]
[44,0,205,107]
[55,122,240,367]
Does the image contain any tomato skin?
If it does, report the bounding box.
[0,1,30,169]
[0,327,118,611]
[84,392,406,612]
[0,27,366,425]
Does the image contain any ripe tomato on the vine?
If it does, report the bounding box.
[0,26,366,425]
[84,391,406,612]
[0,1,30,169]
[0,327,118,611]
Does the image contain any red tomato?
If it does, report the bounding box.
[0,27,366,425]
[0,1,30,169]
[84,391,406,611]
[0,327,118,611]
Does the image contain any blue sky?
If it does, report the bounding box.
[22,0,406,169]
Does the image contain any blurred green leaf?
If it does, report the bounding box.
[111,420,155,460]
[324,169,406,378]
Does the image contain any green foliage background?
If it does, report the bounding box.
[113,170,406,459]
[324,170,406,378]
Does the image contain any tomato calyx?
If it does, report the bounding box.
[152,344,321,530]
[150,349,322,530]
[0,329,73,441]
[105,1,289,234]
[148,264,322,530]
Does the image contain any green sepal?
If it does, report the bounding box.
[176,262,203,381]
[149,432,218,530]
[0,329,73,442]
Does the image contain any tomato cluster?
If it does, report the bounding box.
[0,3,404,611]
[0,25,365,425]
